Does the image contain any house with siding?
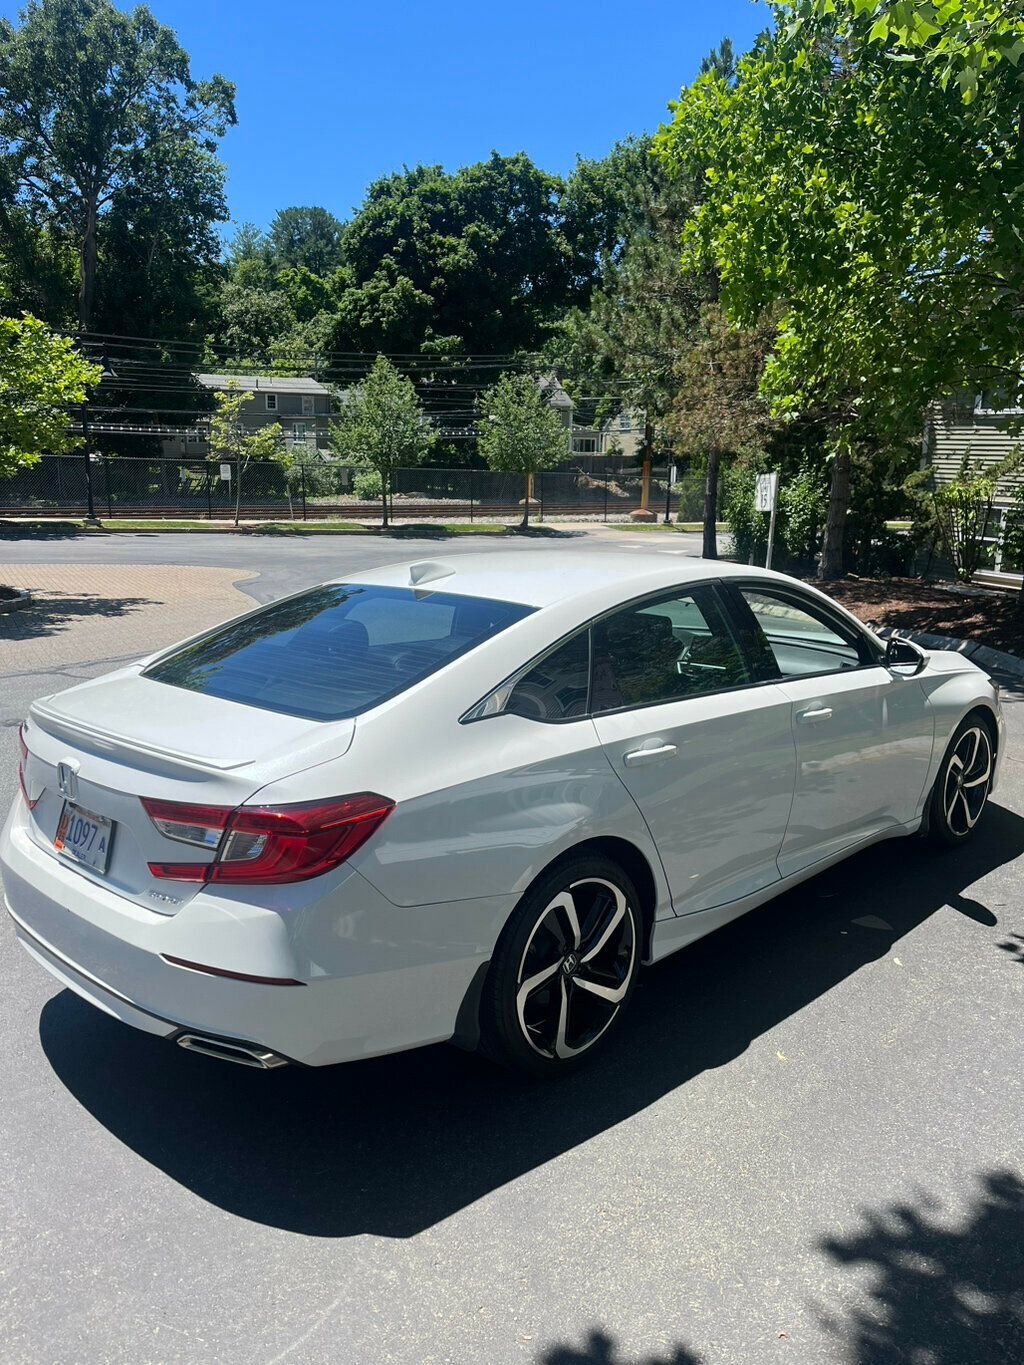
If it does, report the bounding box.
[925,394,1024,583]
[161,374,334,458]
[570,409,645,463]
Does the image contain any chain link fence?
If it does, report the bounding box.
[1,456,702,523]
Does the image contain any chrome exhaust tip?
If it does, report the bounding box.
[175,1033,288,1069]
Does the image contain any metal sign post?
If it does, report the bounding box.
[755,472,780,570]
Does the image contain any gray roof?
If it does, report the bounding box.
[537,375,573,410]
[198,373,332,396]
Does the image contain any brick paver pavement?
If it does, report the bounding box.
[0,564,256,674]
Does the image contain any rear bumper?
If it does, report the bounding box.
[1,798,514,1067]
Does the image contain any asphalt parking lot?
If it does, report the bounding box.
[1,530,1022,1365]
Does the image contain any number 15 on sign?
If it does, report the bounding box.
[756,473,779,569]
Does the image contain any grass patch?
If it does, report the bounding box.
[1,517,512,537]
[621,521,728,533]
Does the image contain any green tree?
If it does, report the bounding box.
[268,206,344,276]
[0,314,101,475]
[0,0,235,331]
[699,35,738,81]
[669,305,776,557]
[337,153,591,354]
[477,374,569,529]
[553,136,706,524]
[827,0,1024,98]
[224,221,270,272]
[207,382,285,526]
[655,0,1024,577]
[92,135,227,341]
[328,355,435,527]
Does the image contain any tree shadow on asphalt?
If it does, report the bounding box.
[0,592,157,640]
[535,1170,1024,1365]
[813,1168,1024,1364]
[536,1331,703,1364]
[39,804,1024,1240]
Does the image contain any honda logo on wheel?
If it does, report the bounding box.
[57,761,79,802]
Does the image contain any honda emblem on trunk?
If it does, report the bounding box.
[57,761,79,802]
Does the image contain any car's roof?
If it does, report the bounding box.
[335,550,793,609]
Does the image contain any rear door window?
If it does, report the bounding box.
[144,584,534,720]
[590,587,750,713]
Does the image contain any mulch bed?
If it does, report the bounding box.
[819,577,1024,658]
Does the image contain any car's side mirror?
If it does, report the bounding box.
[885,635,926,677]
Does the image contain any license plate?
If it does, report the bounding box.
[55,801,114,873]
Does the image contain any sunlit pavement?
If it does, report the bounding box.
[1,530,1021,1365]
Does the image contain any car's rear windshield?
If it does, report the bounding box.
[144,583,535,721]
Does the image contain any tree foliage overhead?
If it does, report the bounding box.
[655,0,1024,572]
[0,313,102,475]
[0,0,236,330]
[826,0,1024,99]
[658,0,1024,435]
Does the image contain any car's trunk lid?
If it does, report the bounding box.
[22,667,354,913]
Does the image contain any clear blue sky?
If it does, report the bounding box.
[2,0,769,230]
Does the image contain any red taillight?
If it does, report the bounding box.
[142,799,230,849]
[144,794,394,885]
[18,723,38,811]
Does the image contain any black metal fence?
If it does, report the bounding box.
[0,456,709,523]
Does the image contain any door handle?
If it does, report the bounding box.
[797,706,833,724]
[623,743,678,767]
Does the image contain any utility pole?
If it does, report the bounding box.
[77,352,116,526]
[79,400,98,524]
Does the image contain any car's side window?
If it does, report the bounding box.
[737,588,867,678]
[505,630,590,721]
[590,587,750,714]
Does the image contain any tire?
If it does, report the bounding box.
[479,855,642,1079]
[928,713,996,846]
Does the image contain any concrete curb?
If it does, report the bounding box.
[876,625,1024,683]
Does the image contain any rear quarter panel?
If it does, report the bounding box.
[251,704,672,916]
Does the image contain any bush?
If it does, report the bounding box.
[352,469,383,501]
[723,458,827,571]
[672,468,707,522]
[924,451,1007,582]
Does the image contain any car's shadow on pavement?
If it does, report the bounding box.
[39,804,1024,1240]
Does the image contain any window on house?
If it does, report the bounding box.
[572,436,598,454]
[292,423,309,445]
[265,393,278,411]
[302,395,315,416]
[976,387,1024,415]
[618,413,631,431]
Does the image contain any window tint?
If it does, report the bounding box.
[506,632,590,721]
[739,589,864,677]
[144,584,534,721]
[590,588,750,713]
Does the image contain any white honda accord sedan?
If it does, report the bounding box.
[2,552,1004,1076]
